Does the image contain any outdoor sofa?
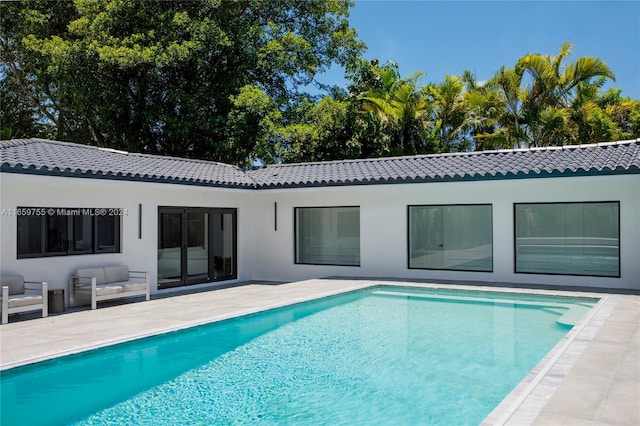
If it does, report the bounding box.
[69,265,149,310]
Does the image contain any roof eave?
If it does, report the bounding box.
[251,167,640,190]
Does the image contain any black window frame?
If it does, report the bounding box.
[16,207,121,259]
[513,201,621,278]
[407,204,494,272]
[294,206,361,267]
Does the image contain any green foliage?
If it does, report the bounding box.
[227,85,281,166]
[360,70,429,154]
[1,0,363,163]
[278,94,362,163]
[298,45,635,162]
[426,75,470,152]
[596,88,640,140]
[355,60,437,156]
[496,42,617,147]
[0,71,52,139]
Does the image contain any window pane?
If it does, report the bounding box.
[409,205,493,271]
[296,207,360,266]
[71,215,93,253]
[17,215,43,256]
[45,214,67,254]
[515,202,619,277]
[96,214,120,252]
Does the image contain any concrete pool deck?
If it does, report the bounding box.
[1,279,638,425]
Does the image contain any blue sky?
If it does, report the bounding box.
[315,1,640,99]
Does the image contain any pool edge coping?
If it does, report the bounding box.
[480,292,614,425]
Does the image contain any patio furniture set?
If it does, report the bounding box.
[1,265,149,324]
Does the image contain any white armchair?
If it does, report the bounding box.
[1,275,48,324]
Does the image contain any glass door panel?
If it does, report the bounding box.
[187,212,209,281]
[213,212,235,279]
[158,211,182,284]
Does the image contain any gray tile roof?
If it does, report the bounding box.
[0,138,256,188]
[249,139,640,188]
[1,138,639,190]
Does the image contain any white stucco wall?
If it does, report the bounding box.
[2,172,639,298]
[250,175,640,290]
[0,173,255,305]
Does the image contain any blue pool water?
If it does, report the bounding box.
[1,286,596,425]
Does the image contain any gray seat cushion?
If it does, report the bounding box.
[122,282,147,293]
[76,268,106,285]
[75,285,123,296]
[1,275,25,295]
[104,266,129,284]
[7,295,43,308]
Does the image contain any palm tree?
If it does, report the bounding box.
[516,42,615,109]
[460,70,508,150]
[490,43,616,147]
[358,64,433,155]
[480,66,528,148]
[426,74,469,152]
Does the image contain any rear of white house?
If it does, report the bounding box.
[1,138,638,308]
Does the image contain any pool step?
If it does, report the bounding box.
[372,290,594,326]
[554,304,593,326]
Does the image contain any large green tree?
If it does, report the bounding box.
[0,69,51,139]
[278,59,416,163]
[278,93,360,163]
[1,0,363,163]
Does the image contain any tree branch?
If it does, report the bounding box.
[0,37,60,128]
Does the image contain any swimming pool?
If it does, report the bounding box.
[0,286,597,425]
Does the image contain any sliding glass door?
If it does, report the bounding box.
[158,207,237,289]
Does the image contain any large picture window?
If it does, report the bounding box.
[514,202,620,277]
[408,204,493,272]
[17,207,121,258]
[295,207,360,266]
